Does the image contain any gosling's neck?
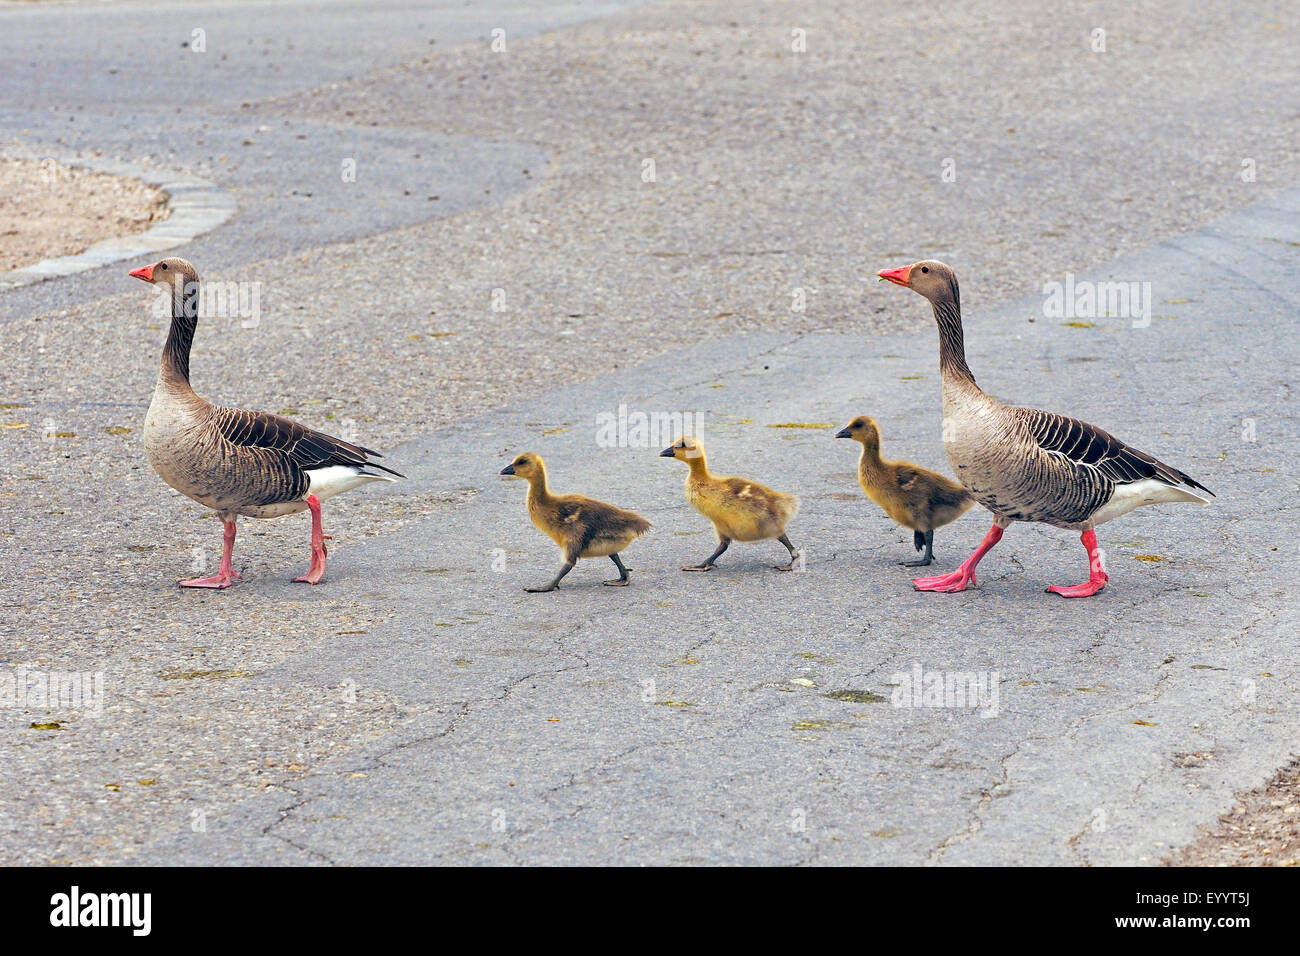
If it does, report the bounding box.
[525,470,552,504]
[857,440,885,475]
[683,452,710,480]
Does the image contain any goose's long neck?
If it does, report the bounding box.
[161,281,200,387]
[931,283,976,385]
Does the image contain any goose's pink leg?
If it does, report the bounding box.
[180,520,240,589]
[293,494,330,585]
[913,524,1004,593]
[1046,529,1108,598]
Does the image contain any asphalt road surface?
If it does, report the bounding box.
[0,0,1296,865]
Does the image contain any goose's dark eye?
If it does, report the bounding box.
[921,266,929,274]
[160,263,168,270]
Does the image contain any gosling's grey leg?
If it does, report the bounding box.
[774,533,802,572]
[525,561,575,593]
[682,538,729,572]
[902,529,935,567]
[604,553,631,587]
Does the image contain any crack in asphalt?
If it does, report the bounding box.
[259,619,596,860]
[928,644,1182,865]
[262,786,336,866]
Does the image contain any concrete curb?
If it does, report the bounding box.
[0,155,235,290]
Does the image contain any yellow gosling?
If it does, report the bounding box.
[659,436,801,572]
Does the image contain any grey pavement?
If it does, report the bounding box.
[120,190,1300,864]
[0,0,1297,866]
[0,0,641,318]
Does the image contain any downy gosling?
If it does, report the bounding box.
[659,436,801,571]
[500,452,650,592]
[835,416,973,566]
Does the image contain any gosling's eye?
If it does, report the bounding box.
[921,266,929,274]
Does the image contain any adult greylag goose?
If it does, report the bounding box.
[130,257,401,588]
[878,260,1212,597]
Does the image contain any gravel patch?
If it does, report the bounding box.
[0,157,168,273]
[1166,757,1300,866]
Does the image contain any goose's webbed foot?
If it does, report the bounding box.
[914,525,1003,594]
[773,534,801,571]
[901,530,935,567]
[180,571,240,589]
[1046,529,1108,598]
[293,495,330,585]
[182,519,240,589]
[682,538,729,573]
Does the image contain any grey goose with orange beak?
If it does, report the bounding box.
[878,260,1211,597]
[130,257,401,588]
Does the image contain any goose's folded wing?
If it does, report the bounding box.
[550,498,600,557]
[556,497,648,535]
[1016,407,1211,495]
[213,406,403,476]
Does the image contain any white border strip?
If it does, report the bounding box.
[0,156,235,290]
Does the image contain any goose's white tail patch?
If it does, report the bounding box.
[306,465,398,502]
[1091,478,1209,526]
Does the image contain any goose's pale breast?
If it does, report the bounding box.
[942,383,1111,528]
[144,384,306,519]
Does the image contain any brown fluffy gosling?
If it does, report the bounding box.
[659,436,801,571]
[836,416,973,566]
[500,452,650,592]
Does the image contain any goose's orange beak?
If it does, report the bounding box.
[877,265,911,287]
[129,263,155,283]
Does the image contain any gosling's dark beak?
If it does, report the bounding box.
[835,427,852,439]
[658,446,675,458]
[499,464,516,475]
